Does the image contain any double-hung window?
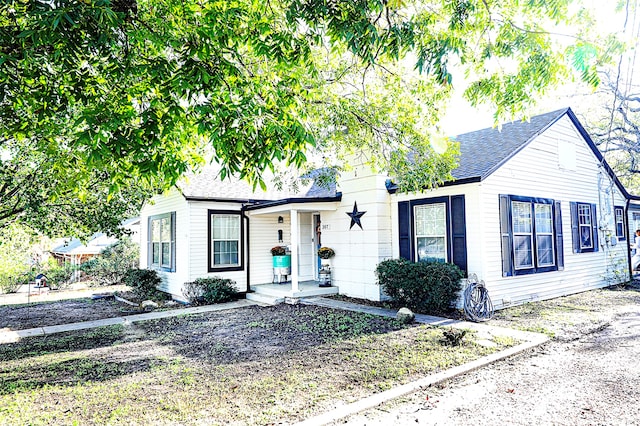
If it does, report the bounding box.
[148,212,175,271]
[398,195,468,274]
[414,203,447,263]
[614,206,625,241]
[499,195,563,276]
[208,211,243,271]
[570,202,599,253]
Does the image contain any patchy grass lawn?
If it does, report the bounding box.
[0,304,511,425]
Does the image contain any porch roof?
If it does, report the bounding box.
[244,197,341,215]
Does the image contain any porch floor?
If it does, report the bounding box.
[250,280,338,299]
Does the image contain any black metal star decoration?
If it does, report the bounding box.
[346,201,366,230]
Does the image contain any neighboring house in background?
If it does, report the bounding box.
[50,218,140,266]
[139,108,633,309]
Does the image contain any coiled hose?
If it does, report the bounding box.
[463,278,494,322]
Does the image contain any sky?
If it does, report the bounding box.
[438,0,634,136]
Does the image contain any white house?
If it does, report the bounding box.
[139,108,633,308]
[51,217,141,266]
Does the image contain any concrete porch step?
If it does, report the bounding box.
[250,281,339,299]
[245,292,284,306]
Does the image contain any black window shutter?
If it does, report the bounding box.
[554,201,564,270]
[570,202,580,253]
[591,203,599,252]
[398,201,411,260]
[450,195,467,276]
[170,212,177,272]
[147,216,152,268]
[499,195,514,277]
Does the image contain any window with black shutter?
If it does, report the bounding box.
[499,195,563,276]
[397,195,467,275]
[569,202,599,253]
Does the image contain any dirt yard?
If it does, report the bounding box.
[6,285,636,425]
[0,298,138,330]
[0,301,509,425]
[335,284,640,425]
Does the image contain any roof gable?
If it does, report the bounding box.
[387,107,629,198]
[454,107,628,197]
[452,108,569,181]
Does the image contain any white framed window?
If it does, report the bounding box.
[570,202,598,254]
[578,203,593,250]
[633,212,640,234]
[398,195,468,273]
[535,204,555,267]
[615,206,625,240]
[148,212,175,271]
[499,195,562,277]
[209,211,242,271]
[414,203,447,263]
[512,201,534,270]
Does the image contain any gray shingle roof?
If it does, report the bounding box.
[451,108,569,181]
[178,166,337,201]
[50,233,118,255]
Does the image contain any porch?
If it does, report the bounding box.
[247,281,339,305]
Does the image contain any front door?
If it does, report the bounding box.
[313,213,321,279]
[297,213,315,281]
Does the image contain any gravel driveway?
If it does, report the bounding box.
[335,287,640,426]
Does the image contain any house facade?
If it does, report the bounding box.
[139,108,632,308]
[51,218,140,266]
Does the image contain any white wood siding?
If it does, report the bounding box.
[187,201,247,292]
[139,189,189,298]
[248,213,292,285]
[325,165,392,300]
[391,183,483,276]
[140,194,251,300]
[628,202,640,238]
[479,115,629,308]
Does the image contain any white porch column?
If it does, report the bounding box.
[290,208,299,294]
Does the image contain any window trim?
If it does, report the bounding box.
[570,201,599,254]
[535,203,556,268]
[577,203,594,250]
[409,197,451,263]
[148,212,176,272]
[511,201,534,270]
[614,206,626,241]
[499,195,562,277]
[208,210,244,272]
[398,195,468,275]
[413,202,448,263]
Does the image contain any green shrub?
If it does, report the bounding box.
[80,239,139,286]
[0,224,37,293]
[376,258,463,314]
[45,263,76,290]
[122,268,167,301]
[182,277,238,305]
[0,273,26,294]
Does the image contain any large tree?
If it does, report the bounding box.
[581,71,640,192]
[0,0,620,235]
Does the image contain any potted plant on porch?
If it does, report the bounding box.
[271,246,291,283]
[317,247,335,264]
[317,247,334,287]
